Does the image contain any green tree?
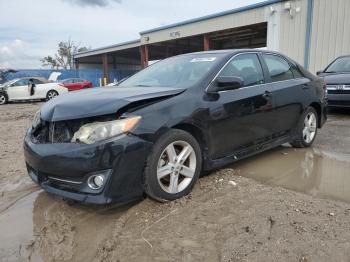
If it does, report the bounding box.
[40,55,59,70]
[41,39,89,69]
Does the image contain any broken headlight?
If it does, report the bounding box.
[32,110,41,129]
[71,116,141,144]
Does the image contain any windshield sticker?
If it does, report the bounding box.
[190,57,216,62]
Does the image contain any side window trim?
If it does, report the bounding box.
[263,52,306,80]
[206,51,266,92]
[261,53,297,83]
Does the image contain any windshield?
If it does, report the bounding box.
[1,79,17,87]
[326,57,350,73]
[119,53,226,88]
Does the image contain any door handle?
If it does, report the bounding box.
[262,90,272,99]
[302,84,310,90]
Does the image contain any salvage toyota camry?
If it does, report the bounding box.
[24,50,327,204]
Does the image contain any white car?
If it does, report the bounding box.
[0,77,68,105]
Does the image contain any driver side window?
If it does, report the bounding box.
[14,79,29,86]
[219,53,264,87]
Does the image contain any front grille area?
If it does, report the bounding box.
[32,120,84,143]
[31,115,117,144]
[328,100,350,106]
[327,90,350,94]
[327,84,350,94]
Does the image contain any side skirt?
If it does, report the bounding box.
[203,134,293,171]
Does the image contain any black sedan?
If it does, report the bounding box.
[317,55,350,108]
[24,50,327,204]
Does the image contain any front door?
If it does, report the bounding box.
[206,53,277,159]
[7,79,29,100]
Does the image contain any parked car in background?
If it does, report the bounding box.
[0,69,17,84]
[24,50,327,205]
[59,78,93,91]
[0,77,68,105]
[317,55,350,108]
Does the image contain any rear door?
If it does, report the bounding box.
[72,79,86,90]
[261,53,309,134]
[64,79,75,91]
[31,79,47,99]
[207,52,277,159]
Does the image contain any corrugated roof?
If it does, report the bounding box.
[74,39,140,57]
[140,0,287,35]
[74,0,288,58]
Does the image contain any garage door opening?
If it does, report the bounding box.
[145,22,268,64]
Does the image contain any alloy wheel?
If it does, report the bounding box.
[303,112,317,143]
[0,95,6,105]
[47,91,58,100]
[157,140,196,194]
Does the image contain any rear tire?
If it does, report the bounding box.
[144,129,202,202]
[46,90,58,101]
[0,93,8,105]
[290,107,318,148]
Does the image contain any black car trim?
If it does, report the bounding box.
[205,51,262,92]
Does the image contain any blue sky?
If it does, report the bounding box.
[0,0,264,69]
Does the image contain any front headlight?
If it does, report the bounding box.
[71,116,141,144]
[32,110,41,129]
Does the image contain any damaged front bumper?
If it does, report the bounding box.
[24,128,153,204]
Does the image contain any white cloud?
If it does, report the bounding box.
[0,0,264,69]
[0,39,51,69]
[62,0,122,7]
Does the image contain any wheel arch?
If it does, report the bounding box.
[309,102,321,127]
[0,91,8,104]
[171,123,209,159]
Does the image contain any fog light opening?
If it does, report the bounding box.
[87,174,105,190]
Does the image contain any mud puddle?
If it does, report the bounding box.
[0,190,133,261]
[232,146,350,203]
[1,146,350,261]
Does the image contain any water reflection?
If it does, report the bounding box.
[233,146,350,203]
[0,190,135,261]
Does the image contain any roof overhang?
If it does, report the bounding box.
[140,0,287,35]
[74,39,140,59]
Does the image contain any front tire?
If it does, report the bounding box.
[0,93,8,105]
[290,107,318,148]
[144,129,202,202]
[46,90,58,101]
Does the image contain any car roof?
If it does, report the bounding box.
[178,49,285,57]
[61,78,84,81]
[334,55,350,59]
[17,77,48,83]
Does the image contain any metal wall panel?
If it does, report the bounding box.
[278,0,308,65]
[309,0,350,73]
[141,8,267,45]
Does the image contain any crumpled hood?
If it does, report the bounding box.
[40,86,185,122]
[320,73,350,85]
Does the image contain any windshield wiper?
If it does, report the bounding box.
[325,71,350,74]
[134,84,152,87]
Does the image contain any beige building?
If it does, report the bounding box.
[74,0,350,81]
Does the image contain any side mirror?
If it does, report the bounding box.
[316,70,323,76]
[207,76,244,93]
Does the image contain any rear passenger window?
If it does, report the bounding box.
[263,54,294,82]
[291,65,304,79]
[33,79,43,85]
[219,53,264,87]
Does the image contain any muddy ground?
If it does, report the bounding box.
[1,103,350,262]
